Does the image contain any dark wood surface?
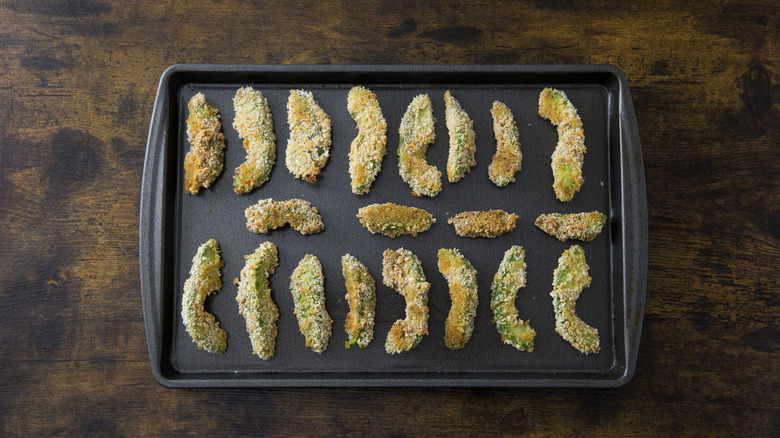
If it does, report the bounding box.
[1,0,778,435]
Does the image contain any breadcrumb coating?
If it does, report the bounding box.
[398,94,442,197]
[184,93,225,194]
[383,248,430,354]
[444,90,476,183]
[488,101,521,187]
[348,86,387,194]
[181,239,227,353]
[232,87,276,194]
[235,242,279,359]
[290,254,333,353]
[342,254,376,348]
[286,90,332,183]
[490,245,535,352]
[539,88,586,202]
[447,210,518,238]
[245,198,324,235]
[438,248,478,350]
[551,245,600,354]
[535,211,606,241]
[357,203,435,238]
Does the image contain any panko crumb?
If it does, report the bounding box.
[286,90,331,183]
[447,210,518,238]
[348,86,387,194]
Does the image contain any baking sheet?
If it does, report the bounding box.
[140,65,647,387]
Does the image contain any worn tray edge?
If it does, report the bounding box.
[141,66,172,388]
[617,70,648,387]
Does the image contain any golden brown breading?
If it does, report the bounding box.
[348,86,387,194]
[534,211,607,241]
[447,210,519,238]
[438,248,478,350]
[184,93,225,194]
[342,254,376,348]
[382,248,430,354]
[357,203,435,238]
[488,101,521,187]
[245,198,324,235]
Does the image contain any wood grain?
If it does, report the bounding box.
[1,0,777,435]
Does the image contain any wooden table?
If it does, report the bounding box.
[1,1,777,435]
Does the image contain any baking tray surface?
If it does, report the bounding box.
[140,64,647,387]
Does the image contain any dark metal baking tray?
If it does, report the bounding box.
[140,64,646,388]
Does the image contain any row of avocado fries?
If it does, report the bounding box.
[181,209,606,358]
[184,85,587,202]
[244,198,606,241]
